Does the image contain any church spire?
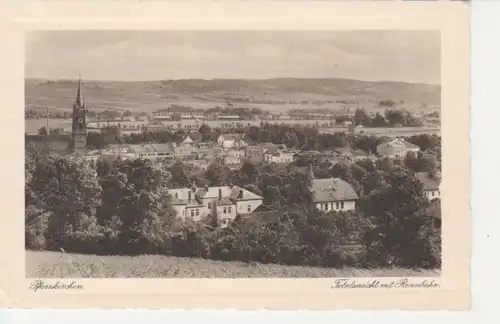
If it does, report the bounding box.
[75,78,84,107]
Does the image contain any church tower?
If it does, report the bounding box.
[71,78,87,153]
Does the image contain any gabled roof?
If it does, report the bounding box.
[214,197,234,206]
[415,172,441,191]
[182,136,194,144]
[229,186,262,200]
[378,138,420,149]
[310,178,359,202]
[219,133,243,141]
[195,186,233,199]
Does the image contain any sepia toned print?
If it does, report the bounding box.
[1,0,469,310]
[25,30,442,278]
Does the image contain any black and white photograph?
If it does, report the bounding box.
[24,30,442,278]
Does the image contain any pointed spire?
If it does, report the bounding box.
[75,77,84,107]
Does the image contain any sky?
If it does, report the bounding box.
[25,30,440,84]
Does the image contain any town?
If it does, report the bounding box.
[26,80,441,228]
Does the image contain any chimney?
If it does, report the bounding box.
[188,190,192,202]
[218,188,222,200]
[239,189,243,199]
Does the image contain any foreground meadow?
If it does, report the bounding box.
[26,251,440,278]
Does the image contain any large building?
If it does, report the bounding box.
[376,138,420,159]
[168,185,263,227]
[217,133,247,149]
[307,165,359,212]
[84,143,176,161]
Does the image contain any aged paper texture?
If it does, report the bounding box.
[0,1,469,309]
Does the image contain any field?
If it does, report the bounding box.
[25,78,440,115]
[26,251,440,278]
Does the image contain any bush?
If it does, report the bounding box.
[25,210,51,250]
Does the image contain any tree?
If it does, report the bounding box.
[362,169,439,268]
[354,108,372,126]
[41,157,103,250]
[98,158,174,254]
[372,113,387,127]
[205,160,232,186]
[198,124,213,142]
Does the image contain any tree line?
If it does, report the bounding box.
[25,149,441,269]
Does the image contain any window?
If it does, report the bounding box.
[432,191,435,197]
[223,207,227,214]
[228,206,232,213]
[239,204,242,210]
[324,204,328,211]
[195,209,200,216]
[175,193,178,199]
[208,202,211,209]
[190,209,195,217]
[247,205,251,212]
[336,202,340,209]
[341,201,345,209]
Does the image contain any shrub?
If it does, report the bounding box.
[25,209,51,250]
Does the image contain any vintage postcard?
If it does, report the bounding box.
[0,1,469,309]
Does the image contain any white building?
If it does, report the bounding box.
[264,151,295,164]
[307,165,358,212]
[85,143,175,161]
[217,133,247,149]
[168,185,263,227]
[415,172,441,201]
[376,138,420,158]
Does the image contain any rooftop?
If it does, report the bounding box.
[378,138,420,149]
[219,133,244,141]
[168,185,263,206]
[310,178,359,202]
[415,172,441,191]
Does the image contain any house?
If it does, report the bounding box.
[225,148,245,158]
[244,146,265,163]
[307,165,358,212]
[264,151,295,164]
[217,133,247,149]
[181,136,194,146]
[223,155,242,169]
[168,185,263,227]
[376,138,420,158]
[416,172,441,201]
[173,142,193,157]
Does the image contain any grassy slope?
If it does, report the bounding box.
[26,251,440,278]
[25,78,441,113]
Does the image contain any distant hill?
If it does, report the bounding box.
[25,78,441,114]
